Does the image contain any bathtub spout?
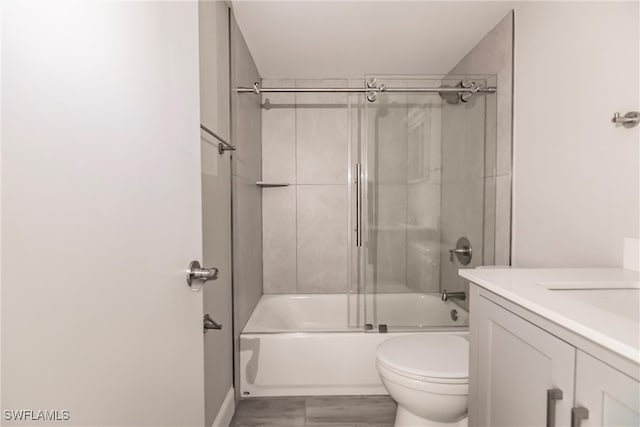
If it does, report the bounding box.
[441,290,466,302]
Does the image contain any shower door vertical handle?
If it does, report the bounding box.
[355,163,362,247]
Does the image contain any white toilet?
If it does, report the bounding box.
[376,334,469,427]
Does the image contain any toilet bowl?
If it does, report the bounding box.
[376,334,469,427]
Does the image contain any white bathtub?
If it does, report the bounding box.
[240,293,468,397]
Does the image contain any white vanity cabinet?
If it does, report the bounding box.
[472,293,575,426]
[469,284,640,427]
[575,350,640,426]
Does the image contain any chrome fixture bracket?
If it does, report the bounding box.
[459,80,479,103]
[366,79,380,103]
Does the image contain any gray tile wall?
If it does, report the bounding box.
[297,185,348,293]
[261,79,350,294]
[441,11,514,309]
[230,13,262,398]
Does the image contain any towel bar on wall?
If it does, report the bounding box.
[200,124,236,154]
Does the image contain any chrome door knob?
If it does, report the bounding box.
[186,260,219,291]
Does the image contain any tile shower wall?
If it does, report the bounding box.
[262,79,350,294]
[440,11,513,310]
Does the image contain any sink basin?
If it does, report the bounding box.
[538,281,640,290]
[550,288,640,323]
[537,281,640,322]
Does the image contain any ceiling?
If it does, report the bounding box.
[231,1,515,79]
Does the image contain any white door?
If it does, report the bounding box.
[2,2,205,425]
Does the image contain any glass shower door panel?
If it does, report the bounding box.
[362,76,487,331]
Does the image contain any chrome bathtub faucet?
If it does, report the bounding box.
[441,290,466,302]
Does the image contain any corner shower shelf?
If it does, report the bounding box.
[256,181,290,188]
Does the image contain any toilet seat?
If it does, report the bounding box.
[377,361,469,395]
[377,360,469,385]
[376,334,469,382]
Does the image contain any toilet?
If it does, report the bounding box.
[376,334,469,427]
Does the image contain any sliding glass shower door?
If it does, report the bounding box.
[358,76,494,331]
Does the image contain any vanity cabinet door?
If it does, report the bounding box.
[474,295,576,426]
[574,350,640,426]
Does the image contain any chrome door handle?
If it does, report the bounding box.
[612,111,640,128]
[186,260,218,291]
[571,407,589,427]
[355,163,362,247]
[546,388,563,427]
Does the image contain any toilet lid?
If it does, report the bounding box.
[376,334,469,379]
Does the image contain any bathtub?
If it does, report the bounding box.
[240,293,468,397]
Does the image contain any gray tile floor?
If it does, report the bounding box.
[230,396,397,427]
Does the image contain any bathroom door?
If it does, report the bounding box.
[2,2,205,425]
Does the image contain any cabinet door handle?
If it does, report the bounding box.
[571,406,589,427]
[546,388,563,427]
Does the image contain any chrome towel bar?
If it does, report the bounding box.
[200,124,236,154]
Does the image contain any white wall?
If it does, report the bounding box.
[512,1,639,267]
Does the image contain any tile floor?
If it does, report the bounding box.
[230,395,397,427]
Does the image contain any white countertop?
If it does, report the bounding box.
[459,268,640,364]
